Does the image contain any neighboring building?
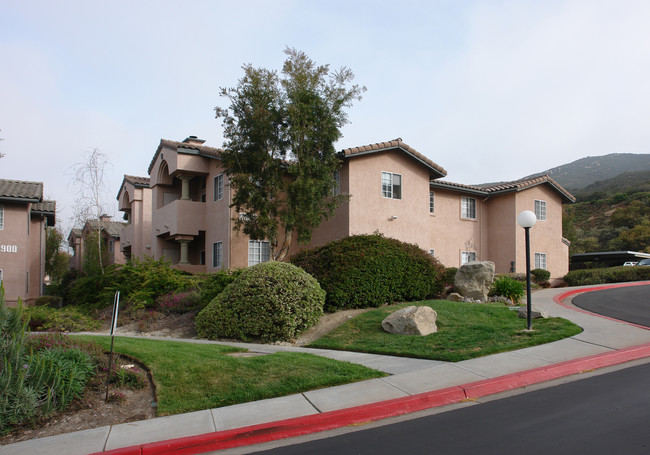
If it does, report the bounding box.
[116,175,152,261]
[0,179,56,304]
[119,136,575,280]
[68,215,127,270]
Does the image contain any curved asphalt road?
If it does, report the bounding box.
[573,283,650,327]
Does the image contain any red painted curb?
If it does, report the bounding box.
[95,284,650,455]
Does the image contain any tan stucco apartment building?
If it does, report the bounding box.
[67,215,127,270]
[118,137,575,280]
[0,179,56,304]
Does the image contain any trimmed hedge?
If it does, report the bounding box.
[291,234,445,310]
[195,262,324,342]
[564,266,650,286]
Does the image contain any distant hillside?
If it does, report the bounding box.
[573,169,650,200]
[527,153,650,192]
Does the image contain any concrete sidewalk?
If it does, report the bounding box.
[2,285,650,455]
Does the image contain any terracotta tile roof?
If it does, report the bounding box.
[85,219,127,238]
[147,139,224,175]
[31,200,56,225]
[124,175,150,187]
[341,138,447,178]
[117,175,150,200]
[430,174,576,203]
[0,179,43,202]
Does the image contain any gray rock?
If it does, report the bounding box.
[517,307,549,319]
[382,306,438,336]
[454,261,495,301]
[448,292,464,302]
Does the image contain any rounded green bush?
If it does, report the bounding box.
[531,268,551,284]
[291,234,445,310]
[195,262,324,342]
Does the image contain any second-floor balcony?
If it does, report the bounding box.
[153,199,206,237]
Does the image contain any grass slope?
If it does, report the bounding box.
[309,301,583,362]
[77,336,386,416]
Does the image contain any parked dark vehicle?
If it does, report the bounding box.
[638,259,650,266]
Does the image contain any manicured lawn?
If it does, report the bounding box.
[76,336,386,416]
[308,301,583,362]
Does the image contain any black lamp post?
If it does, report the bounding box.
[517,210,537,330]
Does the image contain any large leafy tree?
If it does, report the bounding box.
[216,48,365,261]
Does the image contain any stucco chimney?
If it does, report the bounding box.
[183,135,206,145]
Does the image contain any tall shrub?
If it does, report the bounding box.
[291,234,445,310]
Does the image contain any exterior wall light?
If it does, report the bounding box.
[517,210,537,330]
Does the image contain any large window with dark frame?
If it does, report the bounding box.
[381,172,402,199]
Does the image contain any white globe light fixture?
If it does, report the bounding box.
[517,210,537,229]
[518,210,537,330]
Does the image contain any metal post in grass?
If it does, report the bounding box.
[105,291,120,402]
[517,210,537,331]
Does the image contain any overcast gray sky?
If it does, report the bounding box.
[2,0,649,234]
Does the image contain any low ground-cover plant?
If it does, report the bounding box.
[23,305,101,332]
[196,262,324,342]
[309,300,582,362]
[291,234,446,310]
[564,266,650,286]
[77,336,386,416]
[0,287,98,435]
[156,289,202,314]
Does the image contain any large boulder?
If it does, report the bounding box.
[454,261,495,301]
[381,306,438,336]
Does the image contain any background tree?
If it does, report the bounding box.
[45,227,70,285]
[69,148,112,273]
[216,48,365,261]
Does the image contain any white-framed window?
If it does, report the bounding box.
[535,252,547,270]
[461,251,477,265]
[109,239,114,253]
[213,241,223,268]
[248,240,270,266]
[214,174,224,201]
[0,205,4,230]
[381,172,402,199]
[534,200,547,221]
[429,191,435,214]
[461,197,476,219]
[332,169,341,196]
[0,269,3,285]
[429,249,435,257]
